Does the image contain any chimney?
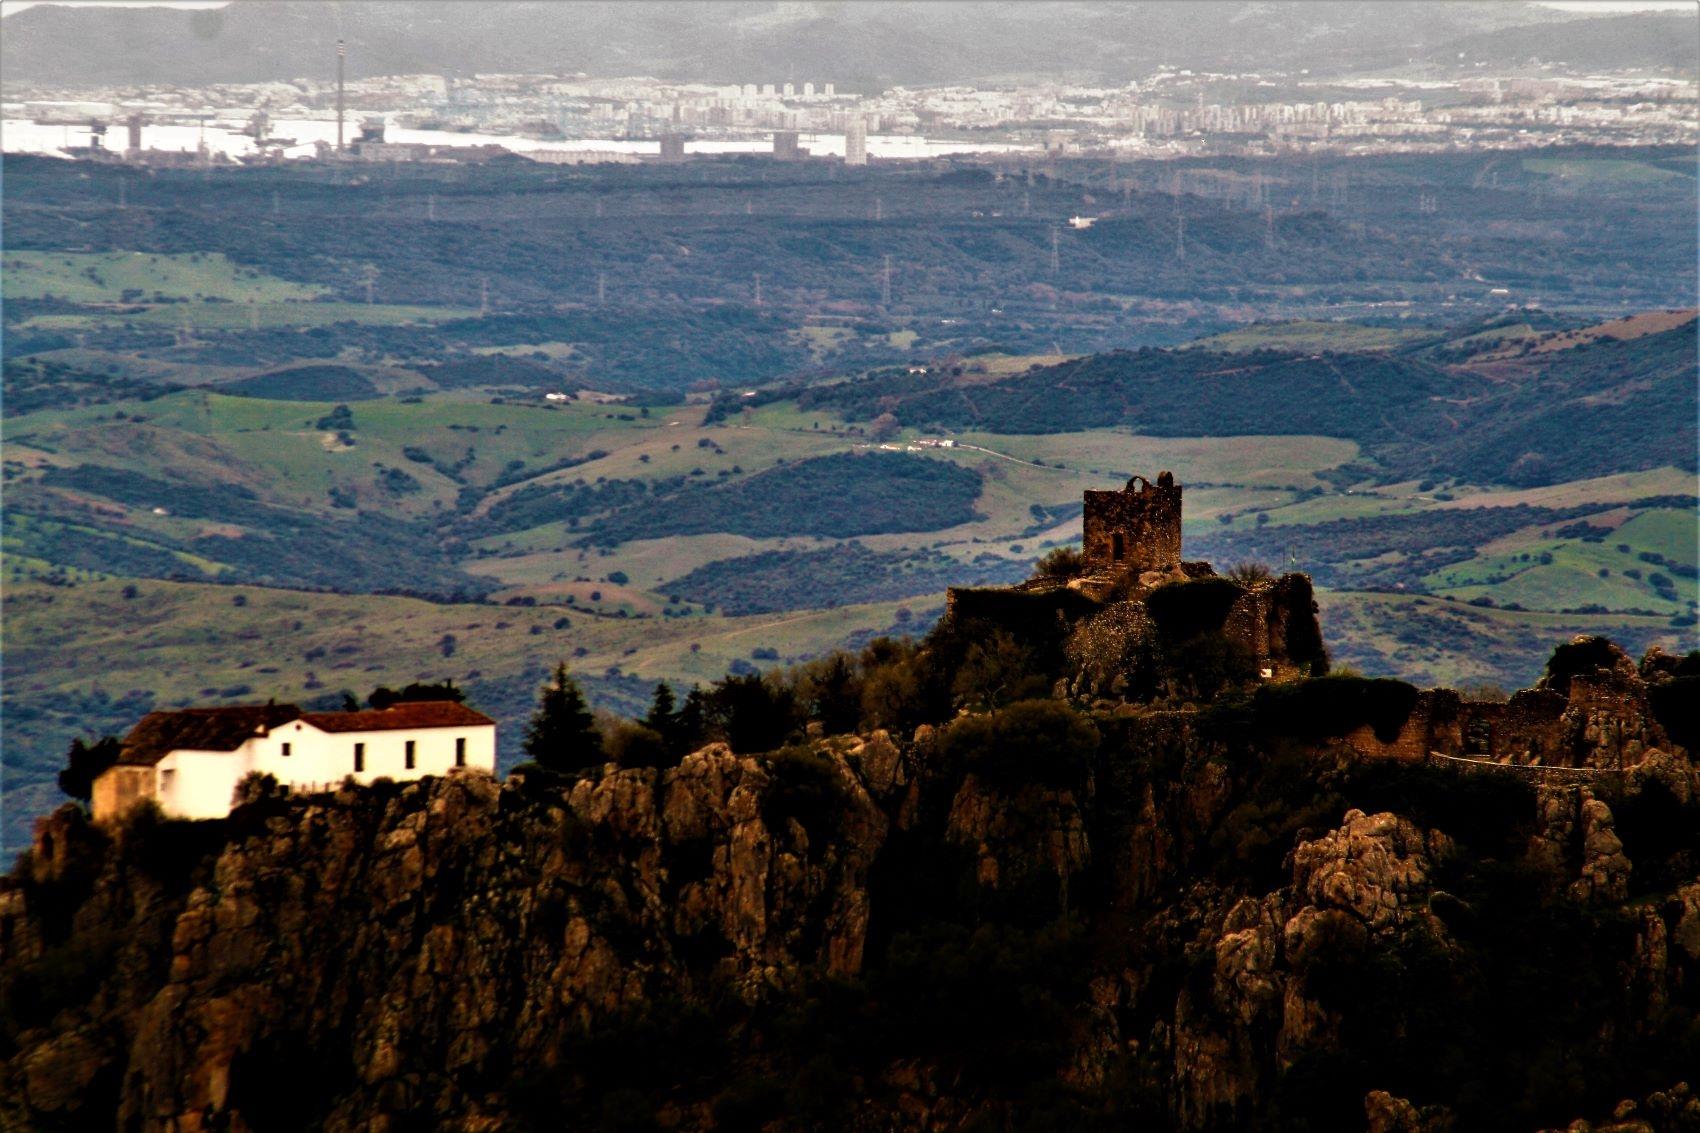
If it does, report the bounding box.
[336,39,346,153]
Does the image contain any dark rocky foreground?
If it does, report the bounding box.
[3,647,1700,1132]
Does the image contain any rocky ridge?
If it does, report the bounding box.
[3,643,1699,1131]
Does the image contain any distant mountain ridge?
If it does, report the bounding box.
[1,1,1690,89]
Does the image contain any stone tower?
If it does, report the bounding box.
[1081,471,1182,575]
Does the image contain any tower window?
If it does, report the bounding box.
[455,737,467,767]
[354,742,365,773]
[281,742,291,757]
[1112,532,1125,562]
[405,740,416,770]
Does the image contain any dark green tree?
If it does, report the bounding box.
[709,673,797,754]
[58,736,122,803]
[669,685,711,757]
[642,682,678,740]
[523,663,603,772]
[802,653,863,737]
[369,680,464,710]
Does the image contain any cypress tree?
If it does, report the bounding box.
[59,736,122,803]
[523,663,603,772]
[642,682,678,743]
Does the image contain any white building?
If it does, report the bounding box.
[92,701,497,821]
[844,116,868,166]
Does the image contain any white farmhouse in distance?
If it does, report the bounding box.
[91,701,497,822]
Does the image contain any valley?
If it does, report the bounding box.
[2,147,1695,851]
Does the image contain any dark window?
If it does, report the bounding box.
[455,737,467,767]
[405,740,416,770]
[281,742,291,757]
[354,742,365,773]
[1112,532,1125,562]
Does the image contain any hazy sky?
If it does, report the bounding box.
[1,0,1695,14]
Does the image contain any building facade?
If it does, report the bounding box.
[91,701,497,822]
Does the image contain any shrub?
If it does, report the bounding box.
[1033,545,1083,579]
[1648,675,1700,752]
[1226,561,1274,584]
[936,699,1099,789]
[602,719,671,770]
[1254,675,1420,744]
[58,735,121,803]
[952,629,1047,710]
[708,673,798,753]
[760,745,846,834]
[1145,577,1243,642]
[1544,636,1624,691]
[231,771,284,808]
[1166,633,1258,700]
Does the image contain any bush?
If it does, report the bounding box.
[1543,636,1624,691]
[936,700,1099,790]
[708,673,798,753]
[1648,675,1700,752]
[602,719,671,770]
[1253,675,1421,744]
[1033,545,1084,579]
[1226,561,1274,584]
[1166,633,1257,700]
[760,745,846,834]
[231,771,284,808]
[1145,577,1243,642]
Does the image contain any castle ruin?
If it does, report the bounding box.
[946,470,1329,689]
[1082,471,1183,576]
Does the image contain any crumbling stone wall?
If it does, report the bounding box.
[1083,471,1183,575]
[1344,690,1464,762]
[1221,574,1327,680]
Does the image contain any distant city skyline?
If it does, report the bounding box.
[3,0,1695,17]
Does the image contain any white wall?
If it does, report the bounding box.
[254,720,496,791]
[155,743,265,820]
[148,723,497,819]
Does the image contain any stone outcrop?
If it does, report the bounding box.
[2,655,1697,1133]
[2,750,886,1131]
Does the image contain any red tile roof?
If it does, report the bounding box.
[299,701,494,733]
[120,704,303,766]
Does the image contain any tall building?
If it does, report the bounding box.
[783,82,795,98]
[824,82,836,98]
[773,130,802,160]
[659,134,687,162]
[803,82,815,98]
[844,116,868,166]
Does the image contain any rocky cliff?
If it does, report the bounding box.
[4,646,1700,1132]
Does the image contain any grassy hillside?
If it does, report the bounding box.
[3,149,1695,853]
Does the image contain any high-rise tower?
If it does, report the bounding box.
[336,39,346,153]
[844,116,867,166]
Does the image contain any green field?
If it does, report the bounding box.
[1522,156,1691,187]
[2,250,325,303]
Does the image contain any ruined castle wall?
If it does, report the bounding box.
[1220,573,1326,679]
[1344,690,1463,762]
[1082,477,1183,574]
[1457,690,1569,763]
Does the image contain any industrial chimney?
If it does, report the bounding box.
[336,39,346,153]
